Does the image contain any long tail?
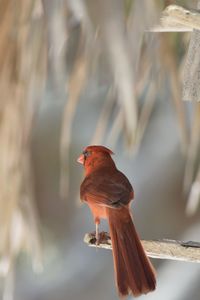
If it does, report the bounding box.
[107,206,156,297]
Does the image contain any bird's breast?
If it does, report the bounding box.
[87,199,108,220]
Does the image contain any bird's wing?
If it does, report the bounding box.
[80,170,133,208]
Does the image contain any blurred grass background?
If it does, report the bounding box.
[1,0,200,299]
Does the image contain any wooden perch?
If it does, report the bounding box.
[150,5,200,32]
[84,232,200,263]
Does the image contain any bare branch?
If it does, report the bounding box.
[84,232,200,263]
[150,5,200,32]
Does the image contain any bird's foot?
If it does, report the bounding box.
[86,231,111,245]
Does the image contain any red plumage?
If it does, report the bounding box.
[78,145,156,297]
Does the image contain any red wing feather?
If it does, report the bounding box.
[80,169,133,208]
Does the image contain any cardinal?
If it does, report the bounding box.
[77,145,156,297]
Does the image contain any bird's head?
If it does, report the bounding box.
[77,145,115,175]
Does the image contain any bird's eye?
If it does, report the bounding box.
[83,150,91,159]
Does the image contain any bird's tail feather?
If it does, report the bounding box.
[107,207,156,297]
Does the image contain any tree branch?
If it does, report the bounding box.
[84,232,200,263]
[150,5,200,32]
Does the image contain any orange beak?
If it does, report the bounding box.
[77,154,84,164]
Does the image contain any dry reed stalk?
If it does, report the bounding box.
[60,31,88,199]
[91,87,115,145]
[106,111,123,148]
[186,163,200,215]
[159,34,188,153]
[0,0,46,298]
[135,79,157,150]
[134,32,161,151]
[184,103,200,194]
[85,0,138,148]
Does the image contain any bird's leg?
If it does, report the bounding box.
[96,223,99,245]
[95,218,100,245]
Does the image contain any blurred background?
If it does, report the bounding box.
[1,0,200,299]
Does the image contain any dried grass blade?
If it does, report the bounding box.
[85,0,138,148]
[160,35,188,153]
[60,36,88,199]
[184,103,200,193]
[186,164,200,216]
[0,0,46,289]
[106,110,123,148]
[91,87,115,145]
[135,79,157,151]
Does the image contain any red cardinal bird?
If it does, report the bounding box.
[77,145,156,297]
